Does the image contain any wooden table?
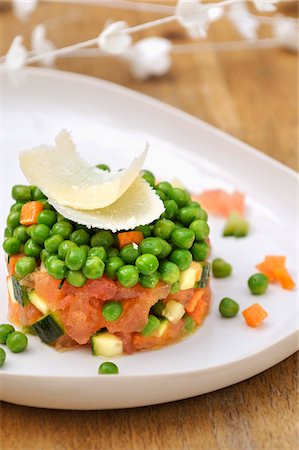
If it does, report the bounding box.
[1,2,298,449]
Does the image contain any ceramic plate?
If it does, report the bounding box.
[0,68,297,410]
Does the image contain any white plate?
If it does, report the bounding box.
[0,68,298,410]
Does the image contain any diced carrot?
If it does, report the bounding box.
[188,287,210,325]
[185,289,204,313]
[118,231,144,248]
[256,255,295,290]
[9,253,25,275]
[20,201,44,226]
[242,303,268,327]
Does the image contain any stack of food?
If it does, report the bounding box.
[2,132,211,356]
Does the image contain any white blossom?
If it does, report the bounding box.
[228,2,259,39]
[12,0,38,22]
[124,37,172,80]
[31,25,56,66]
[98,21,132,54]
[4,35,27,70]
[252,1,279,12]
[274,19,299,52]
[176,0,223,39]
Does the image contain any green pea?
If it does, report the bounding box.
[24,239,42,258]
[248,273,269,295]
[70,229,90,246]
[167,188,190,208]
[52,221,73,239]
[2,237,21,255]
[142,170,155,187]
[67,270,87,287]
[141,315,160,336]
[0,348,6,367]
[150,300,165,318]
[219,298,239,318]
[120,244,139,264]
[158,239,172,260]
[98,362,119,375]
[156,181,172,195]
[12,185,31,202]
[10,202,25,213]
[178,206,202,225]
[44,234,69,253]
[13,226,28,244]
[184,315,196,333]
[37,210,57,227]
[212,258,232,278]
[88,246,107,261]
[40,249,51,262]
[139,237,163,256]
[155,189,167,201]
[170,281,181,294]
[26,225,36,237]
[136,254,159,276]
[105,256,125,280]
[117,265,139,288]
[15,257,37,278]
[6,331,28,353]
[161,200,179,220]
[191,242,209,262]
[4,227,13,238]
[159,261,180,285]
[58,240,77,259]
[47,258,68,280]
[140,272,159,289]
[80,245,91,256]
[83,256,105,280]
[170,249,192,271]
[107,248,119,258]
[31,224,51,244]
[171,227,195,249]
[189,220,210,241]
[135,225,152,238]
[31,186,47,201]
[45,254,61,268]
[7,211,20,230]
[0,324,15,344]
[96,164,110,171]
[153,219,176,240]
[91,230,114,249]
[39,200,53,210]
[102,301,123,321]
[65,247,86,271]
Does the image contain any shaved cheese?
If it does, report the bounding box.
[49,176,165,232]
[19,130,148,210]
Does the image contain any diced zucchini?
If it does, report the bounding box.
[179,262,203,290]
[223,212,249,238]
[9,276,29,307]
[91,332,123,357]
[197,263,211,288]
[153,319,169,337]
[28,290,49,315]
[31,314,64,344]
[162,300,185,324]
[7,277,18,305]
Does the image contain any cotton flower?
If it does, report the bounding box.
[31,25,56,66]
[228,2,259,40]
[124,37,172,80]
[98,21,132,54]
[176,0,223,39]
[274,19,299,52]
[252,1,279,12]
[13,0,38,22]
[4,35,27,70]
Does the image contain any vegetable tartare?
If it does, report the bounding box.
[3,168,212,357]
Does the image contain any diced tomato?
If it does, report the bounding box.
[193,189,245,217]
[132,321,185,352]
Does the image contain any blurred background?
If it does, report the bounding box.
[0,0,298,169]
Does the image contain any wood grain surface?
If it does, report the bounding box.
[0,2,298,450]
